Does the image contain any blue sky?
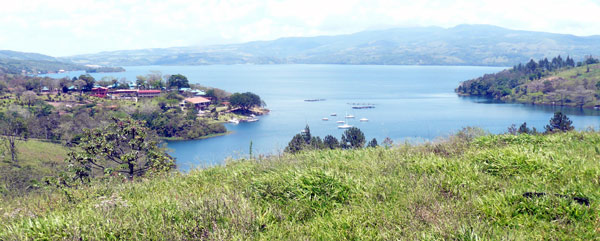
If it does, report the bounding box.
[2,0,600,57]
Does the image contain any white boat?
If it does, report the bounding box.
[345,114,355,118]
[337,124,353,129]
[240,116,259,122]
[322,118,329,121]
[330,113,337,116]
[359,118,369,122]
[336,120,345,124]
[228,118,239,124]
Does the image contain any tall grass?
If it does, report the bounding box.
[1,131,599,240]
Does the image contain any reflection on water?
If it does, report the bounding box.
[459,96,600,116]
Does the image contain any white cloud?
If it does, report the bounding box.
[0,0,599,56]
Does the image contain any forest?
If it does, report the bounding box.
[456,55,600,108]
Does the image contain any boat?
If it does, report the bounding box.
[322,118,329,121]
[228,118,239,124]
[240,116,259,122]
[330,113,337,116]
[337,123,353,129]
[359,118,369,122]
[304,99,326,102]
[345,114,355,118]
[352,106,375,109]
[336,120,345,124]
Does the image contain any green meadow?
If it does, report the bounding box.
[1,130,599,240]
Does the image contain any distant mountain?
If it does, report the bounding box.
[0,50,127,75]
[0,50,85,74]
[61,25,600,67]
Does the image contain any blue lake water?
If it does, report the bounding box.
[44,65,600,171]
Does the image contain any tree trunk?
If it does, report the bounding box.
[9,137,17,163]
[129,162,135,179]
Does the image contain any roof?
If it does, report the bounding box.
[138,90,161,94]
[185,97,211,104]
[112,89,138,93]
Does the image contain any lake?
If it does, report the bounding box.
[44,65,600,171]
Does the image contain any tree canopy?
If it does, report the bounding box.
[341,127,365,149]
[229,92,262,110]
[545,112,574,133]
[167,74,190,90]
[66,118,175,181]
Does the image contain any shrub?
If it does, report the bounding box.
[544,112,574,133]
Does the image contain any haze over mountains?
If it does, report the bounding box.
[4,24,600,72]
[60,24,600,67]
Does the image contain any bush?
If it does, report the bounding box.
[544,112,574,133]
[341,127,365,149]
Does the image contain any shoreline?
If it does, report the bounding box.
[161,131,234,142]
[457,94,600,110]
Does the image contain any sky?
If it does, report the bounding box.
[2,0,600,57]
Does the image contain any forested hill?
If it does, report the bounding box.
[0,50,86,74]
[456,55,600,108]
[0,50,126,74]
[62,24,600,66]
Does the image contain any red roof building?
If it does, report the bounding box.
[91,87,108,98]
[184,97,211,110]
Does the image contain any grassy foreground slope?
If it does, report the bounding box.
[0,140,69,195]
[1,131,599,240]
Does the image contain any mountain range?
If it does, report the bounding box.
[61,24,600,67]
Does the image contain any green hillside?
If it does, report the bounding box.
[1,131,598,240]
[0,139,69,196]
[457,57,600,108]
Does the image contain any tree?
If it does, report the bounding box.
[382,137,393,148]
[285,134,307,153]
[367,138,378,148]
[66,118,175,180]
[309,136,324,149]
[136,75,148,89]
[323,135,339,149]
[517,122,537,135]
[97,76,116,87]
[544,112,574,133]
[341,127,365,149]
[60,77,72,93]
[21,91,37,106]
[167,74,190,90]
[147,71,164,89]
[0,111,28,163]
[301,124,311,144]
[229,92,262,111]
[73,80,86,95]
[78,74,95,91]
[205,88,231,104]
[14,86,25,100]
